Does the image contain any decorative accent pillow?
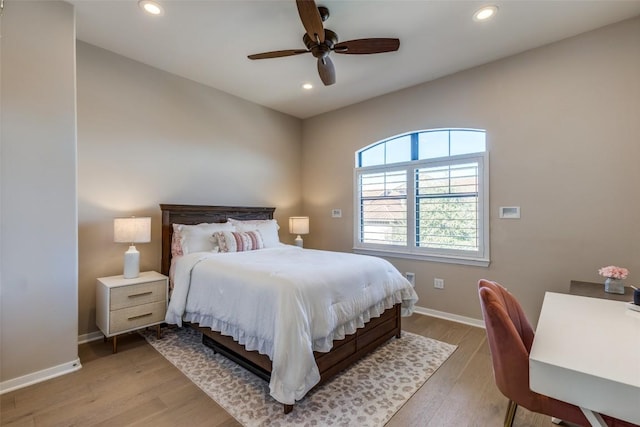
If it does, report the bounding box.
[214,230,264,253]
[172,222,235,255]
[228,218,280,248]
[171,226,184,258]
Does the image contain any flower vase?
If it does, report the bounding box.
[604,277,624,294]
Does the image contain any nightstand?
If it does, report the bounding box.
[96,271,168,353]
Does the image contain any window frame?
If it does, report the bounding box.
[353,130,490,267]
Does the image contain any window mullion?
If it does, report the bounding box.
[407,167,416,248]
[411,133,419,161]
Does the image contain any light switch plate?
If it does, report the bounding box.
[331,209,342,218]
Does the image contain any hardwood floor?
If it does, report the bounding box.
[1,314,558,426]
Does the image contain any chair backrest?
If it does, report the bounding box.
[478,280,535,402]
[478,281,613,426]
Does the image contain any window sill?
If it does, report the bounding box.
[353,248,490,267]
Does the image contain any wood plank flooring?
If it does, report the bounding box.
[1,314,559,426]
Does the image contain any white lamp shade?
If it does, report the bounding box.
[289,216,309,235]
[114,217,151,244]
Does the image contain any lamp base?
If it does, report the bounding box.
[294,235,304,248]
[123,245,140,279]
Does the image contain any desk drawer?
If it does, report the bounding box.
[111,280,166,310]
[109,301,166,334]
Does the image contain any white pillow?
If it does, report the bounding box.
[173,222,235,254]
[228,218,280,248]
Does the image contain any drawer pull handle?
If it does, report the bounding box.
[128,313,153,321]
[128,291,153,298]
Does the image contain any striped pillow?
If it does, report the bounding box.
[214,230,264,253]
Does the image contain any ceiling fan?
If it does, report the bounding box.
[247,0,400,86]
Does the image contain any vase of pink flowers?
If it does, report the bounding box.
[598,265,629,294]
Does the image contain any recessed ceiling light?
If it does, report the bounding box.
[139,0,164,16]
[473,5,498,22]
[302,83,313,90]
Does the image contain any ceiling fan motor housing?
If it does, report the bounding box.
[303,29,338,58]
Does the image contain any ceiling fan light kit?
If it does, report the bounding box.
[248,0,400,86]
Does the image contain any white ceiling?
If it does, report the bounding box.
[70,0,640,119]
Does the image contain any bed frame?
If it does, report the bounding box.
[160,204,402,413]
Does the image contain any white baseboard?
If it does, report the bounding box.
[0,358,82,395]
[413,305,485,329]
[78,330,104,344]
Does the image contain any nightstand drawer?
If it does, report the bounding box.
[110,301,166,334]
[110,280,166,310]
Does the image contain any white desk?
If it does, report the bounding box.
[529,292,640,426]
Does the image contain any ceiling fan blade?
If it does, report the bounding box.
[333,38,400,55]
[317,56,336,86]
[248,49,309,60]
[296,0,325,44]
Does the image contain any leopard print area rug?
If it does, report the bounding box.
[141,326,456,426]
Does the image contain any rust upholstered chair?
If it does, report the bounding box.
[478,279,637,427]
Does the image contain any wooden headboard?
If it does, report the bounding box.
[159,204,275,276]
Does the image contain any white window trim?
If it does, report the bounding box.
[354,152,490,267]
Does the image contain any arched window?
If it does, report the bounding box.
[354,129,489,266]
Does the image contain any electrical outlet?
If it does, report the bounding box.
[331,209,342,218]
[405,272,415,287]
[434,278,444,289]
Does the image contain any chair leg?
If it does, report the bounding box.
[504,400,518,427]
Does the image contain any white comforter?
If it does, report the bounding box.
[165,245,418,405]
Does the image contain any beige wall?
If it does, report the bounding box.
[76,42,303,336]
[1,1,79,386]
[302,17,640,324]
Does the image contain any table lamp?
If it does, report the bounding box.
[289,216,309,248]
[114,216,151,279]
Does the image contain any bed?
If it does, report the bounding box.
[160,204,418,413]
